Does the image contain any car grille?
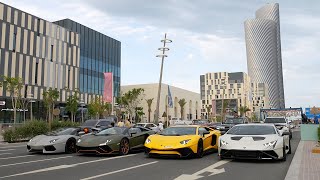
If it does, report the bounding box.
[220,150,279,159]
[252,137,266,141]
[44,145,56,151]
[77,145,113,154]
[231,137,243,141]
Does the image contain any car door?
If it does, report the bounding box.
[198,127,212,150]
[128,128,145,149]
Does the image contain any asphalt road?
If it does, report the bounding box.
[0,130,300,180]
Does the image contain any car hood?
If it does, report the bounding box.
[28,135,71,145]
[77,134,123,147]
[146,134,199,149]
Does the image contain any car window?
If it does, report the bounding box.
[159,127,197,136]
[129,128,142,134]
[198,127,209,135]
[82,120,98,126]
[146,124,154,128]
[98,121,111,126]
[265,118,286,123]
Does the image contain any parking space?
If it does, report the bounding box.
[0,131,300,180]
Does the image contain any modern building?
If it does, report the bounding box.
[121,83,201,123]
[0,2,121,123]
[244,3,285,109]
[251,82,269,115]
[200,72,252,119]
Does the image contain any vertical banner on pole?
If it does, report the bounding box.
[103,72,113,103]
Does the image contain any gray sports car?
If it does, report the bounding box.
[27,127,82,154]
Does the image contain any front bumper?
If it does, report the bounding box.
[145,147,194,158]
[219,149,281,160]
[77,145,117,155]
[27,143,65,154]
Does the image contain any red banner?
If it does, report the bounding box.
[103,72,113,103]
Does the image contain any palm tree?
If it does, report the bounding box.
[146,98,154,123]
[239,106,251,117]
[178,99,187,119]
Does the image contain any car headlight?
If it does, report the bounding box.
[180,139,191,145]
[263,140,277,148]
[99,140,112,146]
[145,138,151,144]
[49,139,59,143]
[77,139,81,143]
[29,138,33,142]
[220,140,228,146]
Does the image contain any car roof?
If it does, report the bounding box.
[170,125,201,128]
[235,123,275,127]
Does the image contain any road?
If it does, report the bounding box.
[0,131,300,180]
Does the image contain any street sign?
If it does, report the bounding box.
[0,101,5,106]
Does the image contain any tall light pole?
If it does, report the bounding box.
[220,77,228,123]
[80,99,85,123]
[27,94,35,121]
[154,33,172,124]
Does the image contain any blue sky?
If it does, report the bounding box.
[3,0,320,108]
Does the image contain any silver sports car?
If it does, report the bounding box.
[27,127,82,154]
[218,124,291,161]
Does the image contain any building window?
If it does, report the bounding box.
[217,90,220,94]
[50,45,53,62]
[37,19,40,36]
[35,62,38,84]
[215,85,218,89]
[68,68,70,88]
[237,83,241,88]
[230,84,234,88]
[13,33,17,52]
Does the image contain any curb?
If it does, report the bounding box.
[284,141,304,180]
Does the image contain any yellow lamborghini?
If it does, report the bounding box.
[144,125,221,158]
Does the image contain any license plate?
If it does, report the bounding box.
[164,146,172,148]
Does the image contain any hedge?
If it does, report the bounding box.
[2,120,80,143]
[318,125,320,141]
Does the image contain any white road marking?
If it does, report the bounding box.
[174,160,230,180]
[80,161,159,180]
[0,149,15,152]
[0,154,36,160]
[0,145,27,149]
[0,154,137,179]
[0,156,73,168]
[0,153,12,156]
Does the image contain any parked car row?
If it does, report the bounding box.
[27,120,292,161]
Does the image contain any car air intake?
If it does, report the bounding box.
[231,136,243,141]
[252,137,266,141]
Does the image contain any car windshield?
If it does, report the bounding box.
[265,118,286,123]
[82,120,98,126]
[96,127,126,136]
[227,125,276,135]
[225,118,244,124]
[159,127,196,136]
[192,120,209,124]
[47,128,75,136]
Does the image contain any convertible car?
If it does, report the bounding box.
[144,125,221,158]
[76,126,155,155]
[27,127,81,154]
[218,124,291,161]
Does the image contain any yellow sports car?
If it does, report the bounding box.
[144,125,221,158]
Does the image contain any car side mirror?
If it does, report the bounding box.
[282,132,290,136]
[202,131,210,137]
[96,125,101,128]
[78,131,85,136]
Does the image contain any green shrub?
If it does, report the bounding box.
[318,125,320,141]
[2,120,80,143]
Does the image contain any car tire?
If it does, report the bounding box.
[281,146,287,161]
[119,138,130,155]
[289,132,292,139]
[65,139,77,154]
[288,140,292,154]
[196,140,204,158]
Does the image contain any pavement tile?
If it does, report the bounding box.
[299,141,320,180]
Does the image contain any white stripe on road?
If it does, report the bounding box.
[81,161,159,180]
[0,156,72,168]
[0,154,137,179]
[0,154,36,160]
[0,149,15,152]
[0,145,27,149]
[0,153,12,156]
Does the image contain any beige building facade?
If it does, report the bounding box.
[200,72,252,118]
[251,82,270,116]
[121,83,201,123]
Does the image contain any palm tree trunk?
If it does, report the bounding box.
[148,111,150,123]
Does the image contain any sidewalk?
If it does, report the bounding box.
[285,141,320,180]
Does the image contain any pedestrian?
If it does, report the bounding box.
[125,119,131,128]
[158,121,164,131]
[117,119,124,127]
[314,116,319,124]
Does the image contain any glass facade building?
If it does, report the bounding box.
[54,19,121,97]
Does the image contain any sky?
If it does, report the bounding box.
[2,0,320,109]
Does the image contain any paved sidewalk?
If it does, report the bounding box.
[285,141,320,180]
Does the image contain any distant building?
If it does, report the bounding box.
[251,82,269,116]
[244,3,285,109]
[200,72,252,119]
[121,83,201,123]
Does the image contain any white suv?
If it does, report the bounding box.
[264,117,292,139]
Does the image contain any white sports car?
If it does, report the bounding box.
[218,124,291,161]
[27,127,82,154]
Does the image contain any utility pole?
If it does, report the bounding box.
[154,33,172,124]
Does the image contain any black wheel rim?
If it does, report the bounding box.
[68,141,76,153]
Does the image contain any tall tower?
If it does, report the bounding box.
[244,3,285,109]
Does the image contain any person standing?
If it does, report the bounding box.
[125,119,131,128]
[117,119,124,127]
[158,121,164,131]
[314,116,319,124]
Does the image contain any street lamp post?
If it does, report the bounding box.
[220,77,226,122]
[80,100,85,123]
[27,94,35,121]
[154,33,172,124]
